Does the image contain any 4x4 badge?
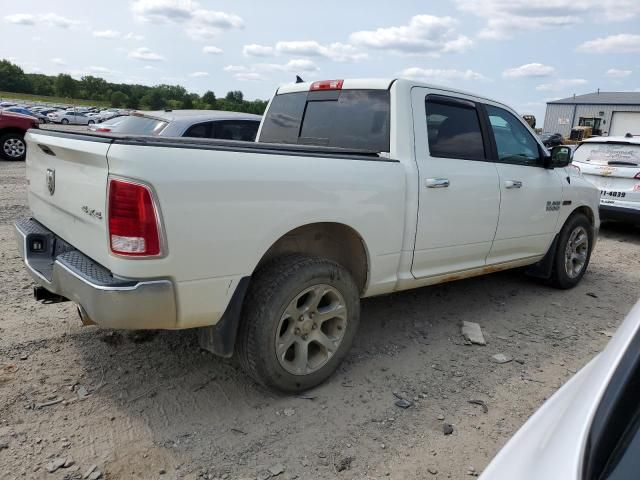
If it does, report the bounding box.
[46,169,55,196]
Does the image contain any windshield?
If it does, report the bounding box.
[259,89,390,152]
[573,142,640,166]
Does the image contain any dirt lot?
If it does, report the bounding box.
[1,158,639,480]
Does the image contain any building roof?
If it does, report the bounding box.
[547,92,640,106]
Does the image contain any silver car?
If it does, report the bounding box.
[87,110,261,140]
[48,111,95,125]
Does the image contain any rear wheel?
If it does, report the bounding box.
[0,133,26,161]
[550,213,593,289]
[61,118,69,125]
[236,254,360,392]
[88,120,95,125]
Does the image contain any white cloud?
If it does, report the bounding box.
[503,63,555,78]
[88,66,115,74]
[223,59,318,81]
[577,34,640,54]
[51,58,66,66]
[202,45,223,55]
[606,68,632,78]
[124,32,144,41]
[93,29,121,39]
[128,47,165,61]
[535,78,588,92]
[235,72,268,81]
[455,0,640,39]
[401,67,489,83]
[131,0,243,40]
[4,14,35,26]
[243,44,275,57]
[189,71,210,77]
[275,40,366,62]
[350,15,473,55]
[4,13,79,28]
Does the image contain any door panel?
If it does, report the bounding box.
[411,88,500,278]
[484,104,564,263]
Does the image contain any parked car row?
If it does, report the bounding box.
[0,100,131,125]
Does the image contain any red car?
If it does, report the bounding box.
[0,110,39,161]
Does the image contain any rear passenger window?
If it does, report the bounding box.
[425,98,485,160]
[184,122,210,138]
[213,121,260,141]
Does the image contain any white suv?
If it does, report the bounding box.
[573,136,640,224]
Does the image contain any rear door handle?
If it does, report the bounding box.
[504,180,523,189]
[426,178,450,188]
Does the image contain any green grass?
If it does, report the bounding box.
[0,91,110,107]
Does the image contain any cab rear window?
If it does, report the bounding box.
[259,90,390,152]
[573,143,640,166]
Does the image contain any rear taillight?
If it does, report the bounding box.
[310,79,344,91]
[95,127,111,132]
[108,178,162,257]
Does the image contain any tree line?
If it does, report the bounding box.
[0,59,268,114]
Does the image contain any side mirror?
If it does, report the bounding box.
[546,145,572,168]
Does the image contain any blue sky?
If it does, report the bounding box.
[2,0,639,121]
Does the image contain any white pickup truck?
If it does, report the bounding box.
[15,78,599,392]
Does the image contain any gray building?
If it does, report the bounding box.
[543,91,640,138]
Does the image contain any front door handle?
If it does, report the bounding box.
[504,180,523,189]
[426,178,450,188]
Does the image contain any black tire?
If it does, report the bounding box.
[88,120,95,125]
[61,118,69,125]
[0,133,26,161]
[550,213,593,289]
[236,254,360,392]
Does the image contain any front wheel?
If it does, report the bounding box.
[550,213,593,289]
[236,254,360,392]
[88,120,95,125]
[61,118,69,125]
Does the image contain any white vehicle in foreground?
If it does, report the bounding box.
[481,300,640,480]
[15,78,600,391]
[573,135,640,224]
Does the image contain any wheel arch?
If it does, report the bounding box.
[0,127,26,138]
[570,205,595,226]
[254,222,370,295]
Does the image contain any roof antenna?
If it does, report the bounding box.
[295,75,304,83]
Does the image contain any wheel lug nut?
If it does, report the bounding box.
[312,324,317,329]
[302,334,308,340]
[298,316,304,322]
[294,328,301,335]
[337,325,343,330]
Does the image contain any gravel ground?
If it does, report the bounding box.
[1,157,639,480]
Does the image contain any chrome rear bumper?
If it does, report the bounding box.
[14,218,177,329]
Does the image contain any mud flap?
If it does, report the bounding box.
[525,234,559,279]
[197,276,250,358]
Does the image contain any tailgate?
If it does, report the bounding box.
[25,130,112,267]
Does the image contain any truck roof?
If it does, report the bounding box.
[276,78,506,107]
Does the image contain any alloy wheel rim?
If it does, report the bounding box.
[564,226,589,279]
[275,284,347,376]
[3,138,25,158]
